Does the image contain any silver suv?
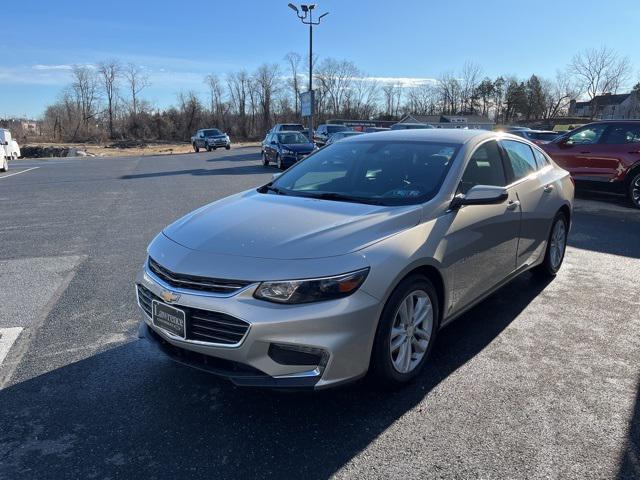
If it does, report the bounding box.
[136,129,573,389]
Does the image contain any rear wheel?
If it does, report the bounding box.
[533,212,568,277]
[628,172,640,209]
[192,143,199,153]
[369,275,439,388]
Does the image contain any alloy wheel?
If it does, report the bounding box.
[549,219,567,270]
[389,290,433,374]
[632,175,640,207]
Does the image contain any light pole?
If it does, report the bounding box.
[288,3,329,138]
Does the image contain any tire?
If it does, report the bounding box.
[262,151,269,166]
[369,275,439,388]
[206,145,212,152]
[276,154,283,170]
[193,143,199,153]
[1,157,8,172]
[212,146,217,150]
[532,212,568,278]
[225,145,231,150]
[628,172,640,209]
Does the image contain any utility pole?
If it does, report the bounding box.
[288,3,329,138]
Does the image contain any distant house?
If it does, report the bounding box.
[398,114,494,130]
[569,92,640,119]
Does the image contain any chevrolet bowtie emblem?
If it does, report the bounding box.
[160,290,180,303]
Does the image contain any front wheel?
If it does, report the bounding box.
[628,172,640,209]
[369,275,439,388]
[1,157,8,172]
[276,154,284,170]
[192,143,199,153]
[533,212,568,277]
[262,151,269,166]
[225,145,231,150]
[206,145,212,152]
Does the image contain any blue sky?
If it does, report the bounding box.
[2,0,639,118]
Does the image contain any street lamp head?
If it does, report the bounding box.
[300,4,308,12]
[318,11,329,20]
[287,3,299,13]
[308,3,316,9]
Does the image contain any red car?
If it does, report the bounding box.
[541,121,640,208]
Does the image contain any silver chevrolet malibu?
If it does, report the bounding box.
[136,129,574,389]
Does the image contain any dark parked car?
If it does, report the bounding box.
[390,123,435,130]
[325,131,364,146]
[541,121,640,208]
[191,128,231,152]
[314,124,351,146]
[364,127,390,133]
[510,130,560,145]
[262,131,316,170]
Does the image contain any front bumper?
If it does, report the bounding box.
[135,264,381,389]
[281,151,312,166]
[206,138,230,147]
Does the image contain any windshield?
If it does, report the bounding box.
[528,132,559,141]
[203,129,222,137]
[277,132,310,144]
[327,125,351,133]
[268,140,460,206]
[282,124,305,131]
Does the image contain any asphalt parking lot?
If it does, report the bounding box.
[0,148,638,479]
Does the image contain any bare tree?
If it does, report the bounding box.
[98,60,121,139]
[70,65,100,140]
[406,82,439,115]
[544,71,579,119]
[284,52,302,117]
[123,63,150,134]
[204,73,225,127]
[438,71,461,114]
[569,46,631,119]
[460,61,482,113]
[254,63,281,132]
[227,70,250,138]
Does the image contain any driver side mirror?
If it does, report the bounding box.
[450,185,508,209]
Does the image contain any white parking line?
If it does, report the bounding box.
[0,167,40,179]
[0,327,23,366]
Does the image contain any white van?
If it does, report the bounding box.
[0,129,21,171]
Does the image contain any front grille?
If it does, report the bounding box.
[137,284,250,346]
[148,257,251,294]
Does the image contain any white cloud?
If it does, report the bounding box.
[32,64,73,71]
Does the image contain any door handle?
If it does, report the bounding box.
[543,184,554,193]
[506,200,520,210]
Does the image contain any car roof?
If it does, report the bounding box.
[342,128,495,145]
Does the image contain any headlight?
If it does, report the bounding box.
[253,268,369,304]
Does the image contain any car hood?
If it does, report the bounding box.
[207,134,227,139]
[281,143,315,152]
[162,189,422,260]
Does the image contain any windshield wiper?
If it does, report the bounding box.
[305,192,386,205]
[263,184,288,195]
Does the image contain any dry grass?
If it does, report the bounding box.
[24,141,260,158]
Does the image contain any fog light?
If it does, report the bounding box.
[268,343,329,368]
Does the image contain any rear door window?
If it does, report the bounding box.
[532,147,550,168]
[601,124,640,144]
[501,140,538,181]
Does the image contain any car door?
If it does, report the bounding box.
[598,123,640,183]
[445,140,521,315]
[196,131,206,148]
[265,134,276,161]
[546,123,608,181]
[500,139,555,269]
